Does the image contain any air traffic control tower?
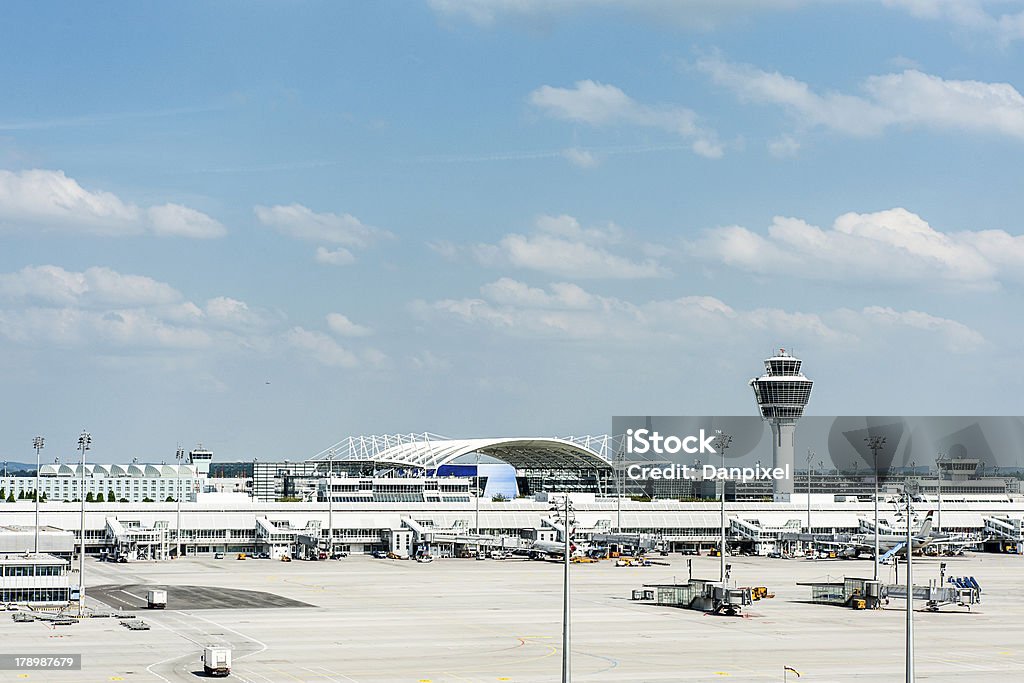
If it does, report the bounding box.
[750,349,813,500]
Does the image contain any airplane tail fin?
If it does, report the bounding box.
[919,510,934,537]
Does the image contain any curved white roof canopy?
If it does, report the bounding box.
[311,433,612,471]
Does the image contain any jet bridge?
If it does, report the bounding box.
[637,579,760,616]
[799,574,980,612]
[399,517,535,557]
[983,516,1024,552]
[884,581,981,612]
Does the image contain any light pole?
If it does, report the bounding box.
[176,447,184,557]
[866,435,887,582]
[475,452,481,539]
[905,486,915,683]
[806,449,814,541]
[77,431,91,611]
[616,444,624,533]
[935,452,943,534]
[551,495,575,683]
[32,436,44,554]
[715,433,732,584]
[326,452,335,555]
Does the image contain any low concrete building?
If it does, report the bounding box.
[0,553,70,605]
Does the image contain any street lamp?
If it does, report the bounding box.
[935,452,943,534]
[550,495,575,683]
[616,442,625,533]
[475,452,481,538]
[714,432,733,584]
[175,447,185,557]
[806,450,814,541]
[326,450,335,555]
[904,486,915,683]
[32,436,44,554]
[865,435,887,582]
[77,431,91,611]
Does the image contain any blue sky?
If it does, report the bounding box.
[2,0,1024,463]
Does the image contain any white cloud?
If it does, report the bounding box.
[0,307,211,350]
[314,246,356,266]
[692,208,1024,287]
[0,265,271,353]
[767,134,801,158]
[0,265,182,308]
[420,278,983,353]
[562,147,600,168]
[698,55,1024,140]
[326,312,372,337]
[429,0,816,29]
[427,240,461,261]
[883,0,1024,45]
[255,204,391,247]
[861,306,986,353]
[0,169,139,234]
[479,277,597,309]
[0,169,225,238]
[204,296,273,330]
[284,327,360,368]
[467,214,669,279]
[430,0,1024,45]
[529,80,723,158]
[410,350,451,372]
[148,203,226,239]
[256,204,393,265]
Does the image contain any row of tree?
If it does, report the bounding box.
[0,488,45,502]
[0,488,177,503]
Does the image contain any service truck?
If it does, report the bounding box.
[202,646,231,677]
[146,590,167,609]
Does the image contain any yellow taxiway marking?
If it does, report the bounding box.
[714,673,731,677]
[111,678,125,681]
[498,678,512,681]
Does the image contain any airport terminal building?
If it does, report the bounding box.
[0,430,1023,563]
[2,354,1023,568]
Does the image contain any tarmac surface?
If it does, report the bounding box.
[89,584,312,611]
[0,551,1022,682]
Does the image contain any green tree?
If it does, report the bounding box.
[6,493,14,503]
[0,487,5,500]
[143,497,154,503]
[85,492,94,503]
[165,496,175,502]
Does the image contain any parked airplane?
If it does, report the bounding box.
[812,511,976,559]
[527,539,596,560]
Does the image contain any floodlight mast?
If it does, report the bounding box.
[32,436,44,554]
[715,433,733,584]
[551,495,575,683]
[176,447,185,557]
[77,431,91,611]
[806,449,814,552]
[865,435,887,583]
[935,452,943,534]
[905,486,915,683]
